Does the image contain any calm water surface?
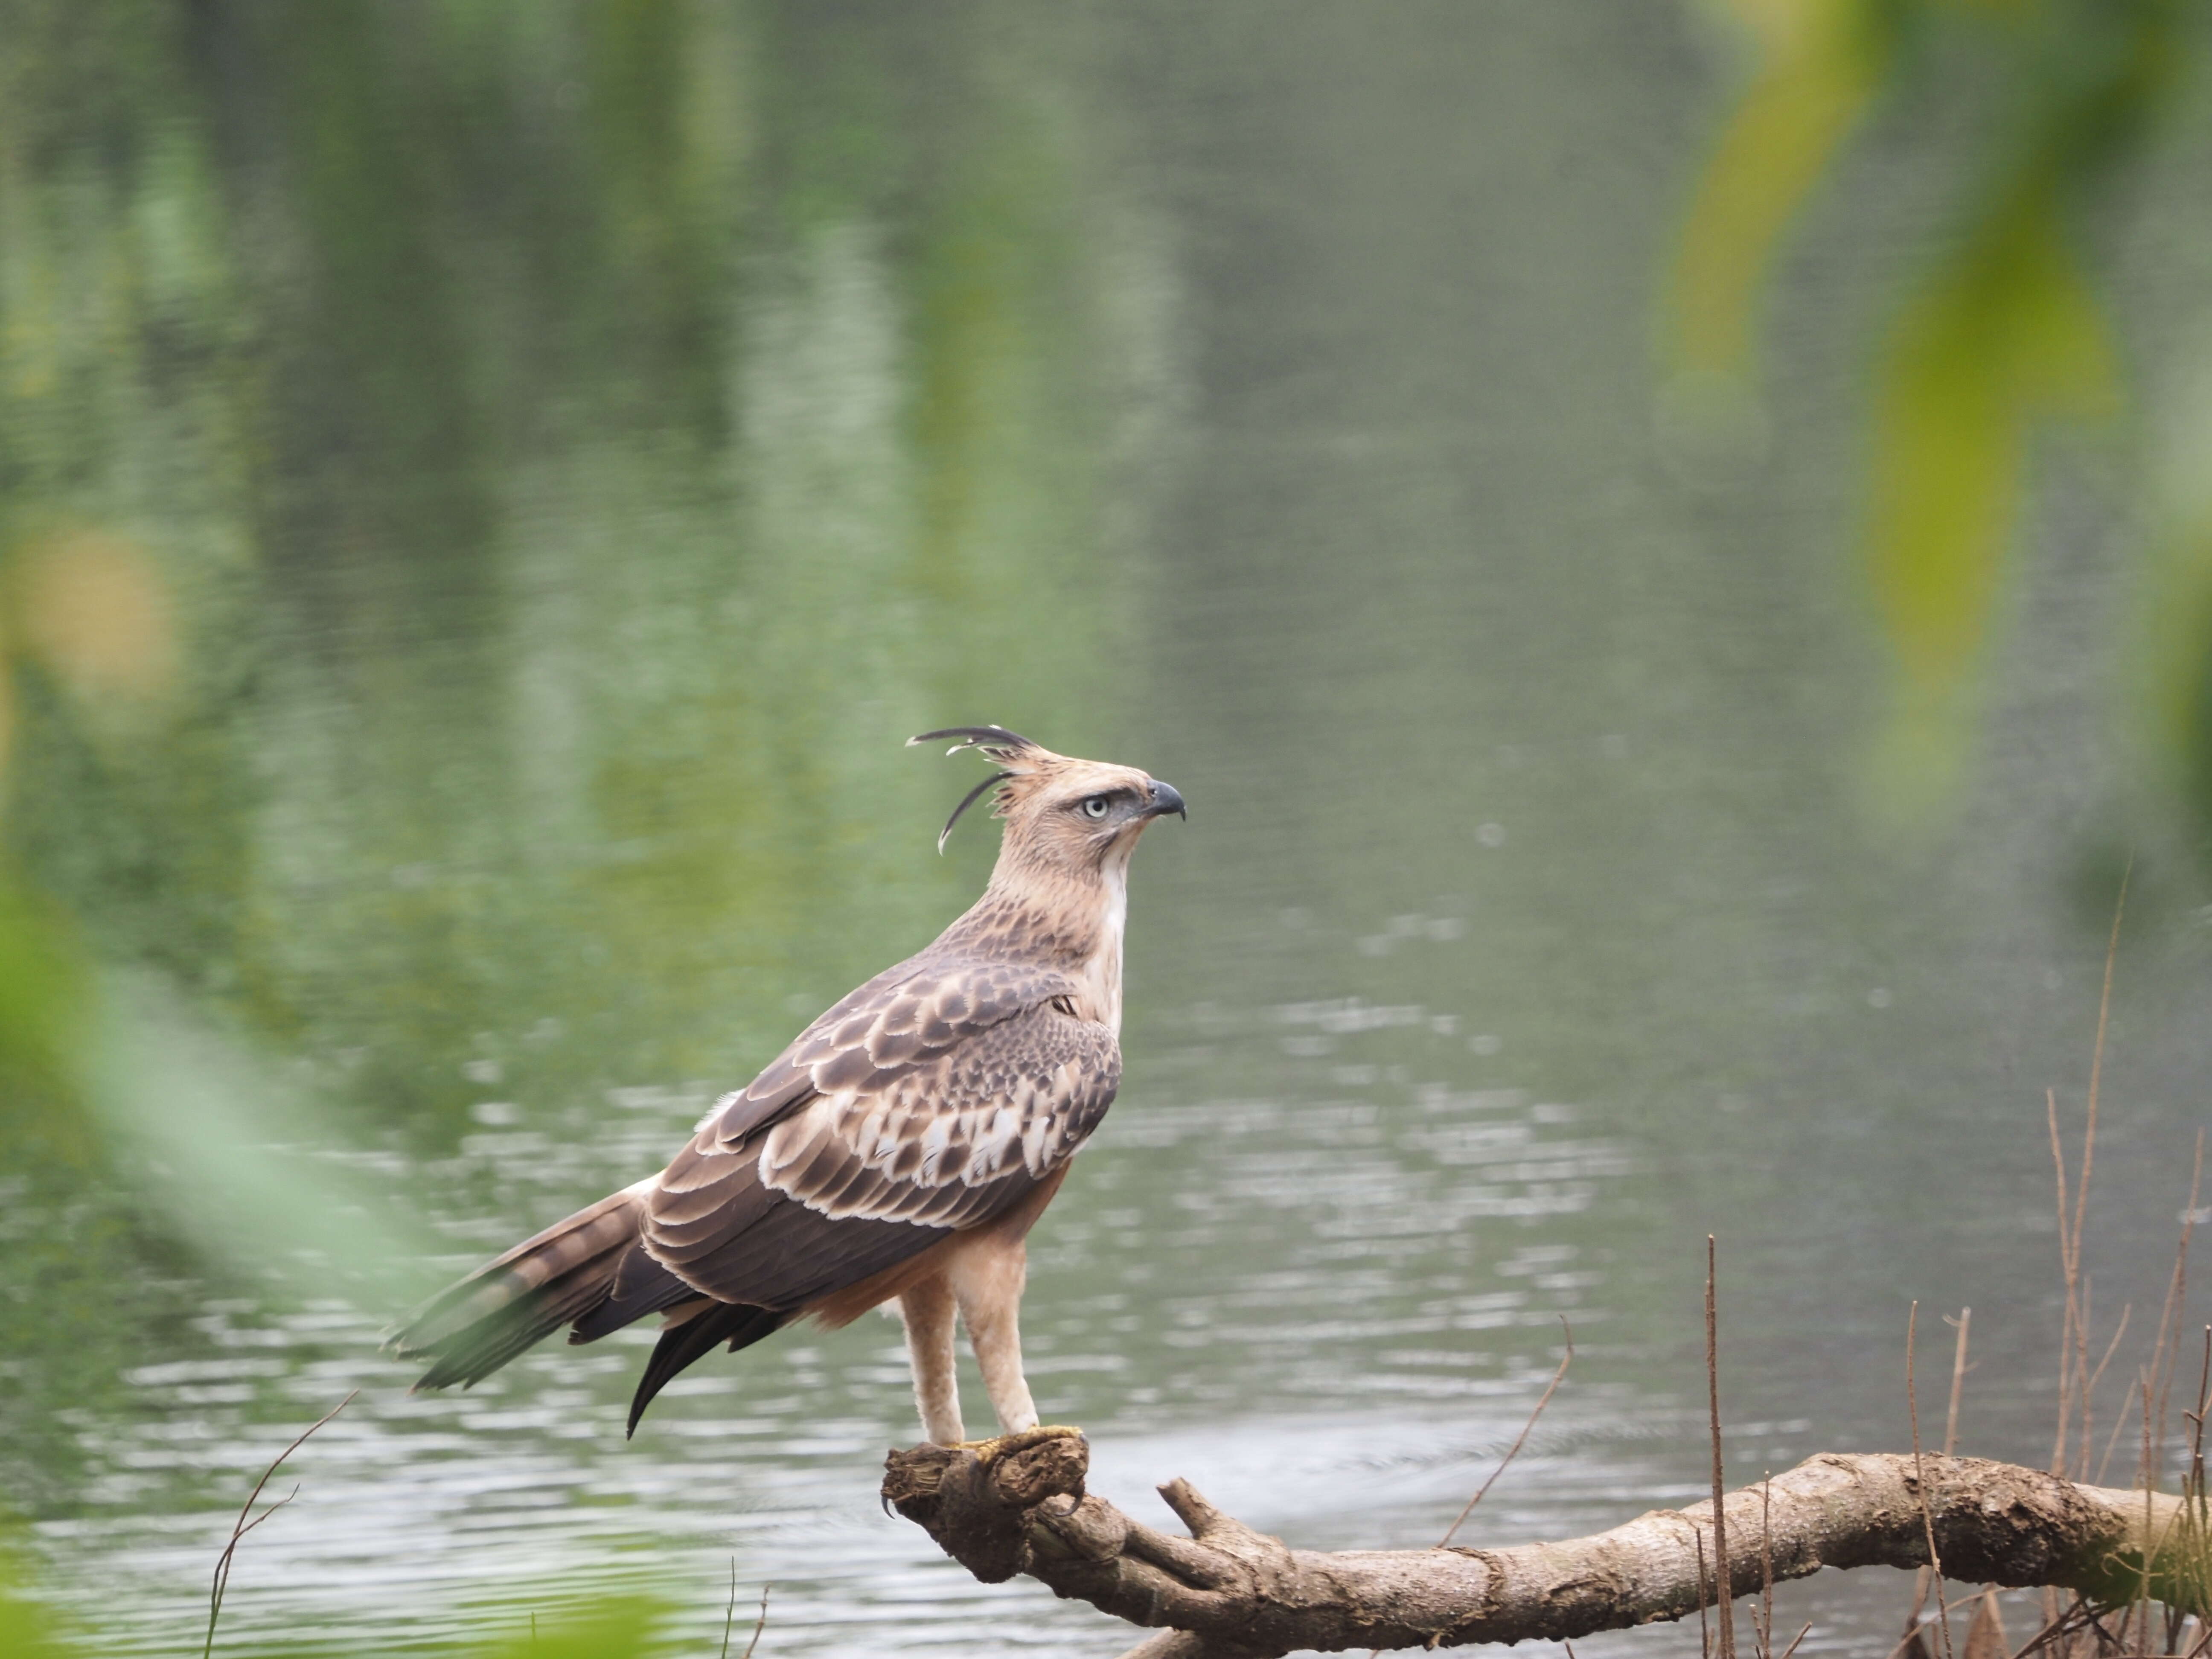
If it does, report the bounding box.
[7,5,2212,1656]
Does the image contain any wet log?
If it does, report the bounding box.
[881,1429,2209,1658]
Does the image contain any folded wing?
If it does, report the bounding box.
[646,976,1120,1305]
[391,953,1121,1432]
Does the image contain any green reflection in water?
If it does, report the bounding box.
[1,0,1158,1520]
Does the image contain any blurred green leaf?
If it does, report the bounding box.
[1860,167,2116,810]
[1671,0,2190,818]
[0,1546,80,1659]
[471,1597,670,1659]
[87,968,435,1296]
[2151,517,2212,841]
[1671,0,1893,379]
[0,1541,677,1659]
[1868,180,2113,677]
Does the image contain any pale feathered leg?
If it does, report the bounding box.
[896,1276,965,1445]
[947,1234,1039,1434]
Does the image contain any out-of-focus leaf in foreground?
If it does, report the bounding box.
[0,1545,80,1659]
[0,841,138,1511]
[1671,0,2183,822]
[87,968,436,1299]
[2148,368,2212,842]
[1866,173,2116,811]
[1669,0,1893,384]
[471,1596,671,1659]
[3,1534,675,1657]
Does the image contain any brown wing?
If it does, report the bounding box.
[688,955,1071,1147]
[641,970,1119,1311]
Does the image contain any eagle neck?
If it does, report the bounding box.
[950,848,1129,1034]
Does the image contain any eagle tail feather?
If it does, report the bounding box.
[626,1302,787,1437]
[568,1247,695,1343]
[390,1186,646,1390]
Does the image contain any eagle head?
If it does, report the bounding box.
[909,725,1185,875]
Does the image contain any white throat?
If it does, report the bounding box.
[1081,848,1132,1035]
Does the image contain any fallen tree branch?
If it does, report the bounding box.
[882,1430,2212,1658]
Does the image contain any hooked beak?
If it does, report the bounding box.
[1143,780,1187,821]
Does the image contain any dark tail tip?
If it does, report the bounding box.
[626,1303,788,1435]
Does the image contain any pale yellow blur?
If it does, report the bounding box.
[13,527,178,703]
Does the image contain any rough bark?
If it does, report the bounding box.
[881,1428,2212,1658]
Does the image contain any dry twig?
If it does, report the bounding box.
[1708,1237,1735,1659]
[1436,1317,1573,1549]
[1908,1303,1956,1659]
[739,1582,771,1659]
[202,1391,356,1659]
[1944,1309,1972,1458]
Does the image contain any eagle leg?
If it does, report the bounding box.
[946,1236,1039,1435]
[896,1275,966,1445]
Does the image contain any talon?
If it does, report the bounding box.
[952,1425,1086,1464]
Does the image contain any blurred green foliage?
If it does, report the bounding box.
[0,1545,79,1659]
[0,0,1148,1152]
[0,1540,676,1659]
[472,1598,673,1659]
[0,0,1159,1644]
[1673,0,1897,381]
[1673,0,2207,822]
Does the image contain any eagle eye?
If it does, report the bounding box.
[1080,795,1112,820]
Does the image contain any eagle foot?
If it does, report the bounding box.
[884,1426,1090,1583]
[955,1423,1085,1464]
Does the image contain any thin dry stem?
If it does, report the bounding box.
[2077,861,2129,1257]
[2137,1377,2157,1654]
[2049,868,2128,1502]
[2087,1308,2137,1486]
[2052,1089,2081,1479]
[1696,1526,1712,1659]
[739,1583,771,1659]
[1906,1310,1976,1633]
[203,1391,356,1659]
[1944,1309,1972,1458]
[1436,1316,1573,1548]
[2192,1328,2211,1496]
[1759,1476,1775,1659]
[1908,1303,1956,1659]
[2046,1084,2076,1639]
[1709,1237,1736,1659]
[2153,1135,2206,1480]
[2081,1278,2101,1482]
[2012,1598,2092,1659]
[2183,1329,2212,1659]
